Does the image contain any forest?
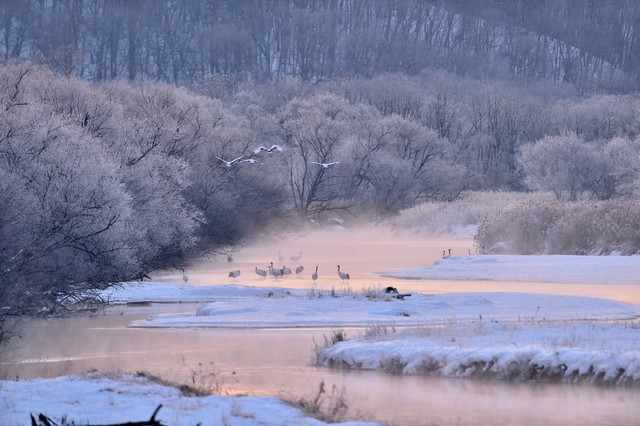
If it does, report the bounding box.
[1,0,640,341]
[2,0,640,92]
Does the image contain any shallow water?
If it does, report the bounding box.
[156,228,640,304]
[3,229,640,425]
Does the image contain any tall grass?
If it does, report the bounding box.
[291,380,350,423]
[388,191,553,238]
[305,285,398,300]
[476,200,640,254]
[391,192,640,255]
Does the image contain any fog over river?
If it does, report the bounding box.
[3,228,639,425]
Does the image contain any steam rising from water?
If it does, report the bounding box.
[157,226,474,292]
[152,226,640,304]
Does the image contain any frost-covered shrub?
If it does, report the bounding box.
[476,200,640,255]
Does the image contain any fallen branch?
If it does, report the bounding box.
[31,404,166,426]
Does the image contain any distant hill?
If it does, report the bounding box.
[1,0,638,92]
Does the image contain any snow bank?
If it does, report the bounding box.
[383,254,640,284]
[318,321,640,386]
[126,290,640,329]
[0,372,377,426]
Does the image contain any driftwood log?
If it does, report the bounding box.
[31,404,167,426]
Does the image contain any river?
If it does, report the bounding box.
[2,228,639,425]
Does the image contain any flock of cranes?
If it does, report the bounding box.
[214,144,340,170]
[180,249,458,285]
[261,259,347,283]
[226,249,458,283]
[195,250,351,285]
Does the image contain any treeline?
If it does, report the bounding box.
[0,62,284,333]
[1,0,639,92]
[437,0,640,90]
[3,60,640,337]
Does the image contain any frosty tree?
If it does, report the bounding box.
[278,93,355,220]
[0,64,202,343]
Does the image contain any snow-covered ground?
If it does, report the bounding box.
[3,254,640,425]
[111,286,637,328]
[319,320,640,386]
[383,254,640,284]
[0,372,375,426]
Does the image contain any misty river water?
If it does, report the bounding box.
[3,228,640,425]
